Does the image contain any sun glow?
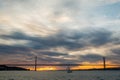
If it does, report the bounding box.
[27,66,57,71]
[26,61,119,71]
[37,67,57,71]
[72,61,120,70]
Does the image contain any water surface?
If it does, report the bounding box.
[0,71,120,80]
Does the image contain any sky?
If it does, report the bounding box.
[0,0,120,68]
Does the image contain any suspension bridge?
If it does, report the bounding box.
[1,57,120,71]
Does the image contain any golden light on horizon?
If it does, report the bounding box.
[37,66,57,71]
[26,64,119,71]
[25,61,120,71]
[72,61,120,70]
[26,66,57,71]
[71,65,105,70]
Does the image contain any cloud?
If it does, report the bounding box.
[0,27,119,51]
[0,0,120,64]
[0,45,30,55]
[111,48,120,55]
[0,0,120,35]
[38,51,68,57]
[80,54,103,63]
[89,29,112,46]
[0,27,119,64]
[104,48,120,64]
[0,38,29,46]
[0,28,113,49]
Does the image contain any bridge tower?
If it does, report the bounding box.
[103,57,106,70]
[35,56,37,71]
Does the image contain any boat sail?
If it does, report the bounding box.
[67,66,72,73]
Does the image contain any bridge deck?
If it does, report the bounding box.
[1,64,120,66]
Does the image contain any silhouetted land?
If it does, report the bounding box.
[73,67,120,71]
[0,65,29,71]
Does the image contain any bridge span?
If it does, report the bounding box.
[1,64,81,66]
[1,64,120,66]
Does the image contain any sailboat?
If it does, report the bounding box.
[67,66,72,73]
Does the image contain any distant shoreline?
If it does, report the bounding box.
[0,65,120,71]
[0,65,29,71]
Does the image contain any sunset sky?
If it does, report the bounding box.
[0,0,120,69]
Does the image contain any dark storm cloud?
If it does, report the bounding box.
[31,29,115,50]
[0,31,85,50]
[1,32,31,40]
[0,45,30,55]
[89,29,112,46]
[0,28,116,50]
[0,28,119,64]
[80,54,104,62]
[111,48,120,55]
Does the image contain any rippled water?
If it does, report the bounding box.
[0,71,120,80]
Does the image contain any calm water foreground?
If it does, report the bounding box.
[0,71,120,80]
